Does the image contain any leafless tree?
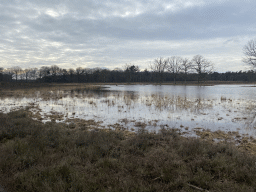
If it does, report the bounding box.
[20,70,26,81]
[11,66,22,82]
[68,68,75,75]
[76,67,84,82]
[61,68,68,75]
[50,65,61,76]
[60,68,68,82]
[180,58,192,84]
[192,55,213,83]
[29,68,38,80]
[68,68,75,82]
[149,57,167,84]
[38,66,50,82]
[167,56,182,84]
[243,39,256,70]
[23,68,31,82]
[50,65,62,82]
[76,67,84,74]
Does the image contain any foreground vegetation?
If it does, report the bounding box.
[0,110,256,191]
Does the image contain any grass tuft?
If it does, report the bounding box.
[1,109,256,191]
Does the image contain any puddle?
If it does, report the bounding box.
[0,84,256,139]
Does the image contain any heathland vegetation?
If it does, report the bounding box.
[1,109,256,191]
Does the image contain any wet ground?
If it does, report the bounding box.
[0,84,256,143]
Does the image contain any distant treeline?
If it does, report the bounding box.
[39,69,255,83]
[0,54,255,83]
[0,65,255,83]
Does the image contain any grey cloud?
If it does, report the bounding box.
[0,0,255,72]
[3,0,256,42]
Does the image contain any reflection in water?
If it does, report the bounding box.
[0,85,256,137]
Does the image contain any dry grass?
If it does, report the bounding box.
[0,83,102,99]
[0,110,256,191]
[195,129,256,155]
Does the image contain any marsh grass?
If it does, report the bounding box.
[0,83,101,99]
[1,110,256,191]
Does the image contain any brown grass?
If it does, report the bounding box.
[0,83,102,99]
[0,110,256,191]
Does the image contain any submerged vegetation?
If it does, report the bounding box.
[1,109,256,191]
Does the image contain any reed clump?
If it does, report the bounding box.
[1,110,256,191]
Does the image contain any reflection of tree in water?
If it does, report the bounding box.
[143,94,213,113]
[122,91,139,106]
[66,89,114,99]
[192,98,213,114]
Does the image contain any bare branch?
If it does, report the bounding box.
[243,39,256,69]
[180,58,192,74]
[149,57,167,84]
[150,57,167,73]
[192,55,214,83]
[167,56,182,74]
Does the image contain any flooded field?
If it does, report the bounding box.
[1,84,256,140]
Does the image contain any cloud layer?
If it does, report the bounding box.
[0,0,256,72]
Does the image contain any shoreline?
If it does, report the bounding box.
[1,81,256,88]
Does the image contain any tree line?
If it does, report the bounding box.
[0,52,255,83]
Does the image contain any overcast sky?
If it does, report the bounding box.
[0,0,256,72]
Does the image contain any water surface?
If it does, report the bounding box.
[1,84,256,138]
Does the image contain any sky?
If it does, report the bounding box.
[0,0,256,73]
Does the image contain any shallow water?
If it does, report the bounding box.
[1,84,256,138]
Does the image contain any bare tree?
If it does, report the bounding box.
[167,56,182,84]
[50,65,61,82]
[50,65,61,76]
[68,68,75,75]
[243,39,256,70]
[61,68,69,82]
[20,70,26,81]
[76,67,83,75]
[150,57,167,84]
[192,55,213,83]
[38,66,50,82]
[11,66,22,82]
[29,68,38,80]
[180,58,192,84]
[23,68,31,82]
[66,68,74,82]
[76,67,84,82]
[21,68,37,82]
